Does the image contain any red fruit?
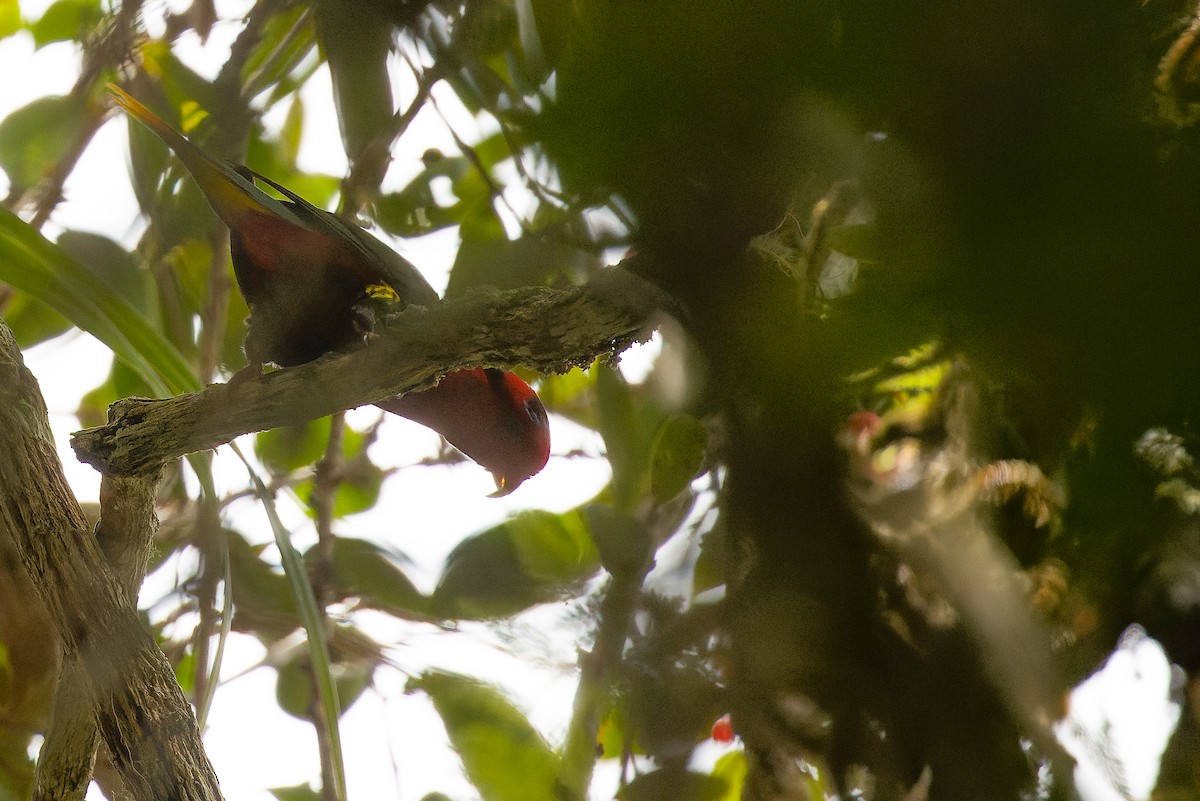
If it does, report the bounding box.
[710,714,734,743]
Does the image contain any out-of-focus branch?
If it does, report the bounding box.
[557,539,655,799]
[851,375,1078,796]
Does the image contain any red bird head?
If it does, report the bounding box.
[378,368,551,495]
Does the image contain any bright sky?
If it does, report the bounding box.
[0,2,1183,800]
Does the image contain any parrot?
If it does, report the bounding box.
[109,85,550,495]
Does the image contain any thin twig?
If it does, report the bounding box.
[428,89,530,233]
[341,65,440,215]
[309,411,348,801]
[240,4,314,102]
[14,0,144,224]
[399,45,531,235]
[311,412,345,613]
[215,0,297,102]
[558,524,657,798]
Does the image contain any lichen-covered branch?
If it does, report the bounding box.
[72,272,666,476]
[0,322,221,801]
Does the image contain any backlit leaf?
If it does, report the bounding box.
[649,414,707,502]
[29,0,100,47]
[431,509,599,620]
[0,0,20,40]
[0,95,90,193]
[323,536,428,618]
[410,671,560,801]
[0,209,196,395]
[256,417,332,473]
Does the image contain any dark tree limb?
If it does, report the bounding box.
[72,273,665,477]
[0,322,221,801]
[33,472,163,801]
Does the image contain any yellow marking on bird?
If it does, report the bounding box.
[365,283,400,302]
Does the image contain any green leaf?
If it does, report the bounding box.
[322,536,428,618]
[173,648,198,696]
[374,155,473,237]
[57,230,155,313]
[0,0,20,40]
[277,434,385,519]
[0,725,34,801]
[6,230,153,349]
[649,414,708,502]
[616,768,726,801]
[0,95,90,193]
[454,171,505,243]
[226,529,298,638]
[2,290,72,348]
[527,0,567,71]
[279,96,305,164]
[825,223,877,262]
[447,226,595,298]
[514,0,547,80]
[0,209,197,395]
[710,751,747,801]
[510,507,598,582]
[29,0,100,46]
[315,0,393,166]
[240,4,316,100]
[626,663,724,759]
[429,525,527,619]
[409,671,561,801]
[275,657,315,718]
[585,503,650,577]
[138,41,225,123]
[533,365,596,428]
[691,522,725,597]
[256,417,332,473]
[595,700,643,760]
[431,509,599,620]
[270,783,321,801]
[317,461,383,517]
[332,659,373,714]
[595,366,647,509]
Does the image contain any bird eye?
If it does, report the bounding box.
[525,398,548,425]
